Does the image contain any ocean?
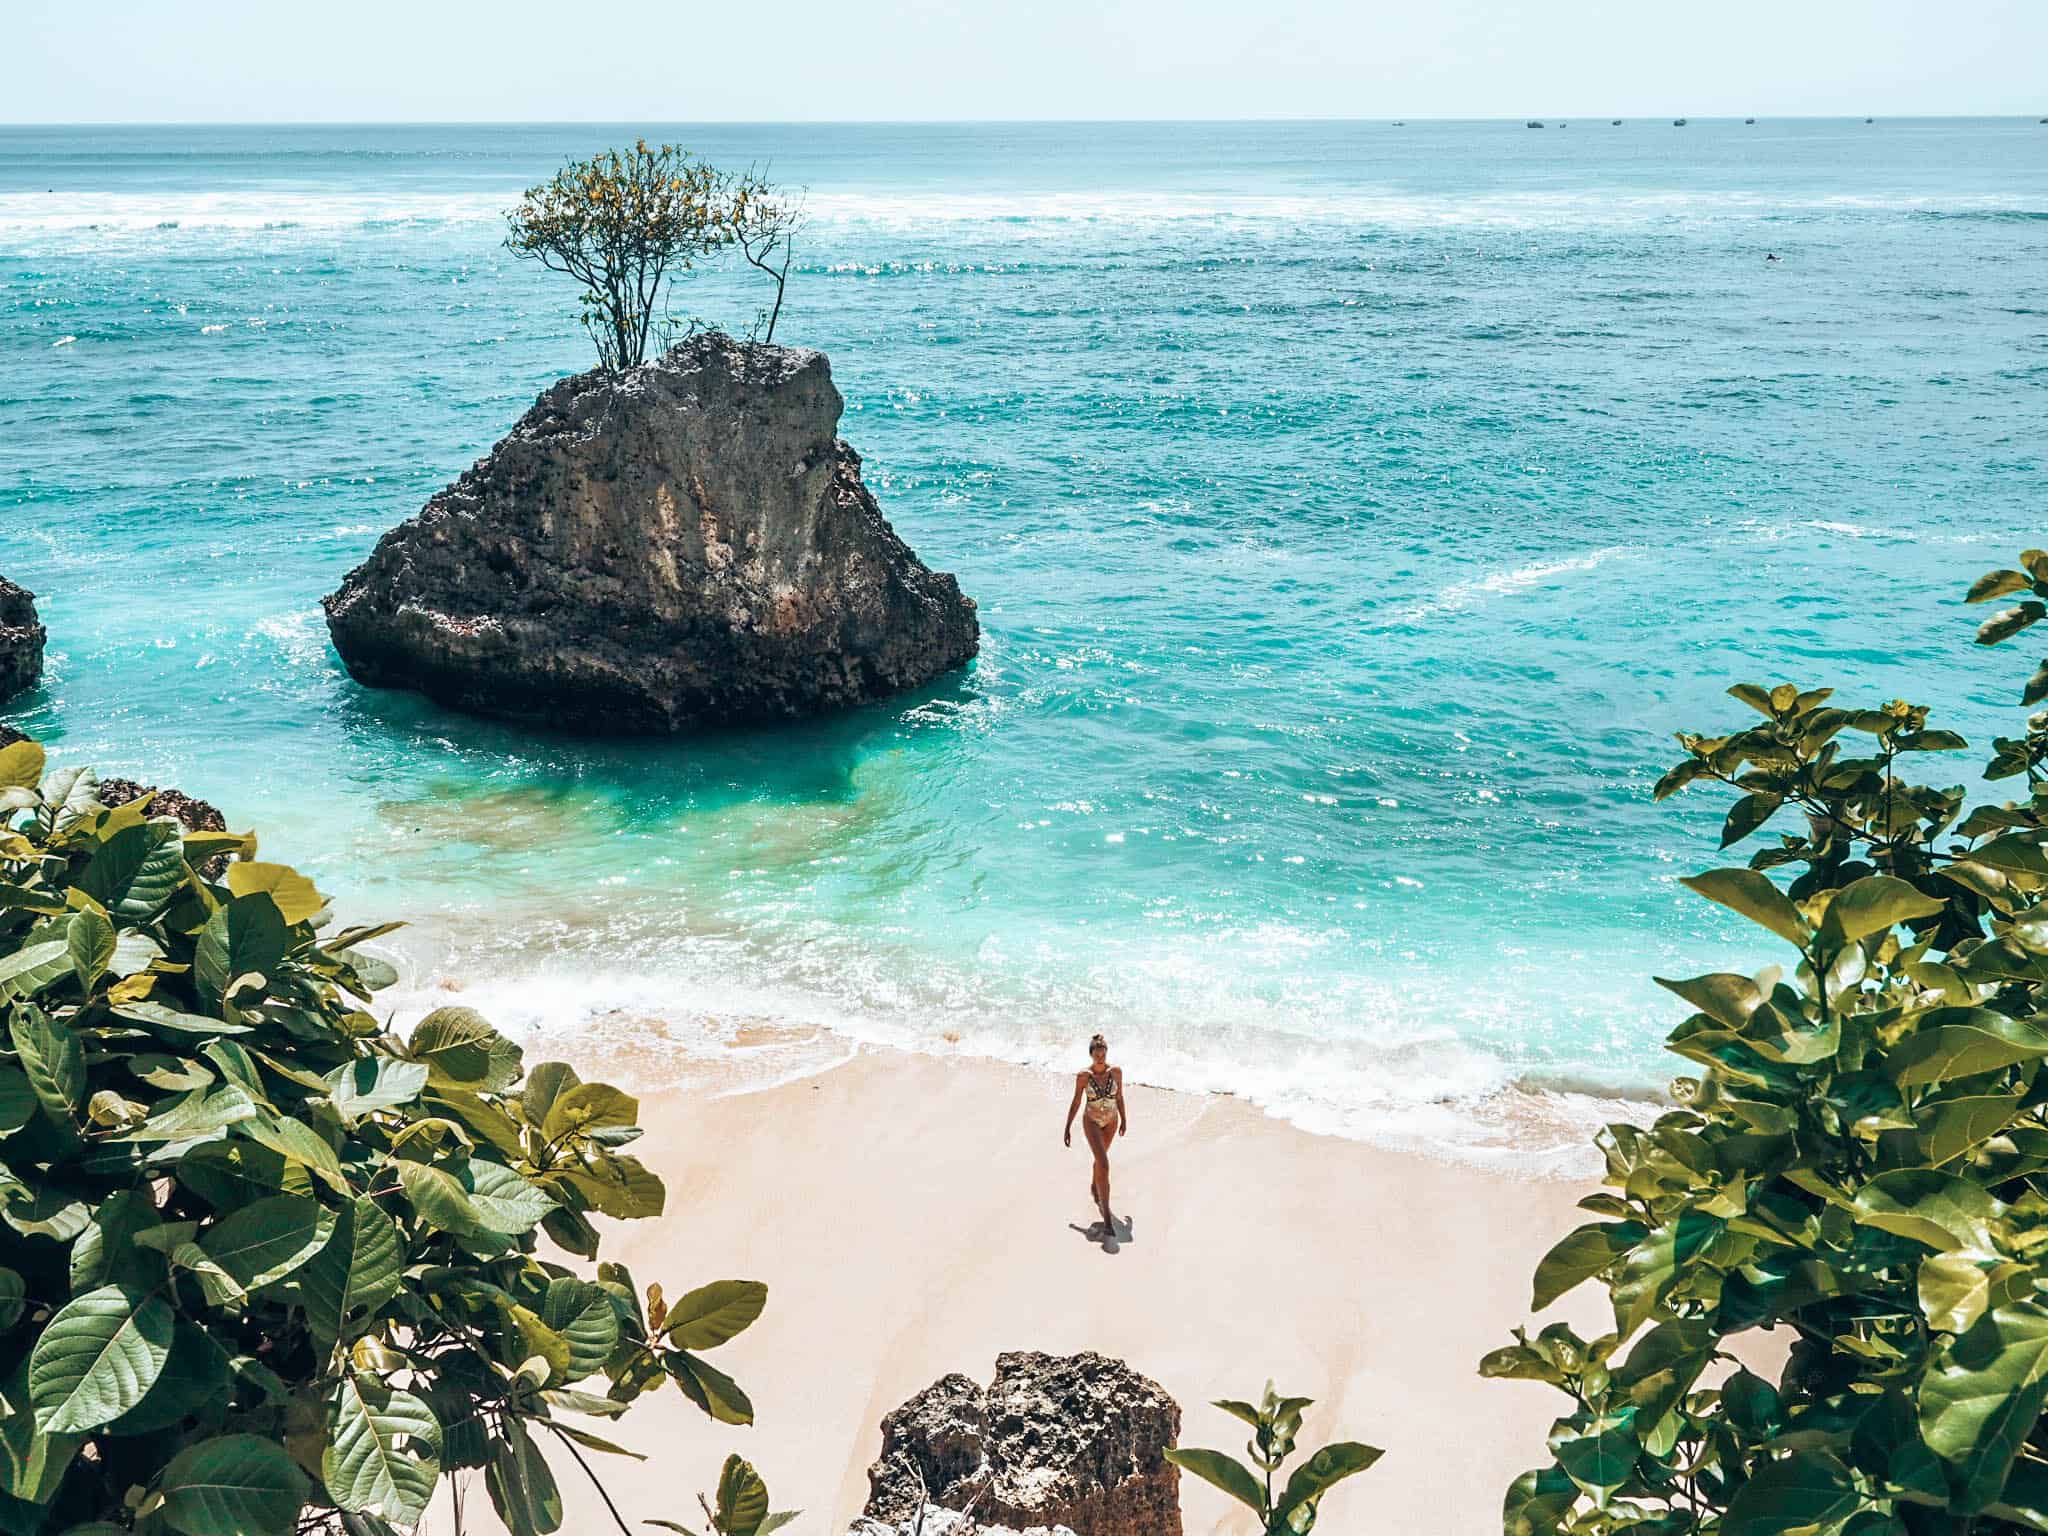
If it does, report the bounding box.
[3,119,2044,1162]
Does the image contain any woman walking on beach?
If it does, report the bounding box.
[1064,1033,1127,1232]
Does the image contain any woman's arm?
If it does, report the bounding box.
[1064,1076,1083,1146]
[1114,1067,1129,1134]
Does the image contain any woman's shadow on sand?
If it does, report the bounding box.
[1069,1216,1135,1254]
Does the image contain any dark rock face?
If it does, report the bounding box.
[322,333,979,733]
[865,1353,1181,1536]
[97,778,228,837]
[0,578,46,704]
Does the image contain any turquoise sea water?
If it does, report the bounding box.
[3,121,2045,1157]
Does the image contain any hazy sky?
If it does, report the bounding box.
[8,0,2046,122]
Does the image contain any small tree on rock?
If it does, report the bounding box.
[507,140,732,372]
[728,171,806,345]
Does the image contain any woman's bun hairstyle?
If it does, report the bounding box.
[1089,1033,1108,1052]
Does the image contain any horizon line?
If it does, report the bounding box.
[3,113,2045,130]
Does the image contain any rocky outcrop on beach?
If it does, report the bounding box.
[0,578,46,704]
[96,777,228,837]
[849,1514,1075,1536]
[322,332,979,733]
[863,1352,1181,1536]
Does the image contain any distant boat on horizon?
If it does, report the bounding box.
[1611,119,1623,126]
[1745,117,1756,125]
[1674,118,1688,127]
[1865,117,1875,124]
[1526,120,1544,129]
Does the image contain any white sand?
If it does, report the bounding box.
[428,1047,1615,1535]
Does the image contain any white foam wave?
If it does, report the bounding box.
[1388,544,1641,624]
[359,915,1658,1174]
[0,186,2037,237]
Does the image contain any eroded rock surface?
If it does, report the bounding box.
[323,333,978,733]
[864,1352,1181,1536]
[0,578,46,703]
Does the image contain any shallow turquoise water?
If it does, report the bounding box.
[3,121,2045,1152]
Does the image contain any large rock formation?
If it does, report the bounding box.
[0,578,46,703]
[849,1514,1074,1536]
[864,1353,1181,1536]
[322,333,978,733]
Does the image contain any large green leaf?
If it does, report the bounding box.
[1680,868,1810,949]
[9,1005,82,1120]
[1889,1008,2048,1087]
[235,1111,347,1193]
[396,1161,484,1235]
[1851,1169,2003,1252]
[1549,1414,1638,1492]
[1821,874,1947,947]
[200,1195,334,1290]
[409,1007,523,1091]
[157,1432,310,1536]
[661,1279,768,1349]
[1529,1223,1644,1312]
[300,1196,404,1353]
[0,1358,81,1506]
[666,1349,754,1425]
[223,862,324,925]
[1162,1447,1264,1515]
[714,1453,771,1536]
[193,893,288,1011]
[485,1417,562,1536]
[322,1373,442,1525]
[323,1057,428,1121]
[117,1083,257,1143]
[28,1284,174,1433]
[77,823,185,924]
[66,907,116,993]
[1921,1304,2048,1511]
[1275,1441,1383,1519]
[69,1187,162,1292]
[108,1320,232,1435]
[541,1277,621,1382]
[1503,1466,1578,1536]
[463,1160,555,1235]
[540,1082,638,1144]
[0,939,68,1001]
[1721,1451,1859,1536]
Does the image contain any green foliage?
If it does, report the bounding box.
[1488,548,2048,1534]
[642,1453,796,1536]
[0,748,765,1535]
[505,139,733,372]
[1163,1382,1381,1534]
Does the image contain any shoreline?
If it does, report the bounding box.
[386,944,1665,1182]
[421,1043,1617,1535]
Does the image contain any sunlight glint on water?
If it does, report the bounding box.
[3,120,2045,1160]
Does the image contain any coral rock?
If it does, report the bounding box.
[323,333,978,733]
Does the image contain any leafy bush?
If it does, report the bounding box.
[0,742,764,1535]
[647,1454,795,1536]
[1487,550,2048,1534]
[1164,1381,1380,1533]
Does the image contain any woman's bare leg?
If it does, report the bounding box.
[1084,1119,1116,1229]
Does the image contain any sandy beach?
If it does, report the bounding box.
[425,1046,1614,1535]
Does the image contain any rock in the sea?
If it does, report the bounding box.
[323,333,979,733]
[0,578,47,704]
[865,1352,1181,1536]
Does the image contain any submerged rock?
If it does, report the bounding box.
[0,578,46,704]
[323,333,979,733]
[864,1352,1181,1536]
